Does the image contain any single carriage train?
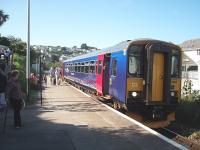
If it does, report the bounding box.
[63,39,182,121]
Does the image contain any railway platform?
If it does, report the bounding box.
[0,83,187,150]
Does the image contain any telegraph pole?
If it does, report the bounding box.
[26,0,31,100]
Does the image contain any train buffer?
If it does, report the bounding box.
[0,83,188,150]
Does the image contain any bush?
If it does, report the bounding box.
[176,100,200,126]
[12,53,26,93]
[176,80,200,126]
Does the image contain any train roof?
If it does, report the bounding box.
[63,38,179,62]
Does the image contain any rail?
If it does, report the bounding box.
[156,127,200,150]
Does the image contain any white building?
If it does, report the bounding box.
[182,48,200,90]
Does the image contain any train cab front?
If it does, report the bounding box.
[126,41,182,121]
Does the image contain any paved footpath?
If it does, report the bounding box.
[0,83,187,150]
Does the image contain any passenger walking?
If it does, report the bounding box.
[49,67,55,85]
[0,65,7,108]
[5,50,10,65]
[43,74,47,87]
[7,70,23,128]
[0,55,6,72]
[55,68,60,86]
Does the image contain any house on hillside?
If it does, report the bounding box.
[182,48,200,90]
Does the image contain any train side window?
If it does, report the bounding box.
[81,62,85,72]
[70,64,72,71]
[68,64,70,71]
[85,62,89,73]
[89,61,95,74]
[72,64,74,72]
[80,66,82,72]
[65,64,68,71]
[95,61,98,74]
[112,58,117,76]
[70,65,72,71]
[171,50,180,77]
[75,63,77,72]
[98,60,102,74]
[90,66,95,74]
[85,66,89,73]
[78,63,81,72]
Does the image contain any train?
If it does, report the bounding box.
[63,39,182,121]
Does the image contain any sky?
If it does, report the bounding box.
[0,0,200,48]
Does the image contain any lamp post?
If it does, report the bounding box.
[40,50,44,106]
[26,0,31,101]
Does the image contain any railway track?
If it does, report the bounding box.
[155,127,200,150]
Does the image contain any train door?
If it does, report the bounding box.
[152,53,164,101]
[146,44,171,103]
[108,51,127,103]
[103,54,111,95]
[96,54,104,95]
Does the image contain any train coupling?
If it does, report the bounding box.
[151,106,166,120]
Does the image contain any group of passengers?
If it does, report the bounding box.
[49,67,62,86]
[0,48,12,71]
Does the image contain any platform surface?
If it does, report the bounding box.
[0,83,186,150]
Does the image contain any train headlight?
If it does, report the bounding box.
[132,92,137,97]
[170,91,175,97]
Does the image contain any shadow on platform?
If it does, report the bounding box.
[0,104,167,150]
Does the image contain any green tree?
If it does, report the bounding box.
[182,80,193,96]
[81,43,88,50]
[51,54,59,62]
[30,48,40,64]
[0,10,9,26]
[0,36,11,46]
[61,47,67,51]
[8,36,27,55]
[45,61,62,70]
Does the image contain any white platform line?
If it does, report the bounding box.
[70,85,188,150]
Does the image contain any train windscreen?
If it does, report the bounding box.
[128,45,144,77]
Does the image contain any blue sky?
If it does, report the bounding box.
[0,0,200,48]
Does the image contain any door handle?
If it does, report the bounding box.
[160,75,164,79]
[109,78,112,85]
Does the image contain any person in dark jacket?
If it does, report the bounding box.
[7,70,23,128]
[0,58,6,72]
[0,66,7,107]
